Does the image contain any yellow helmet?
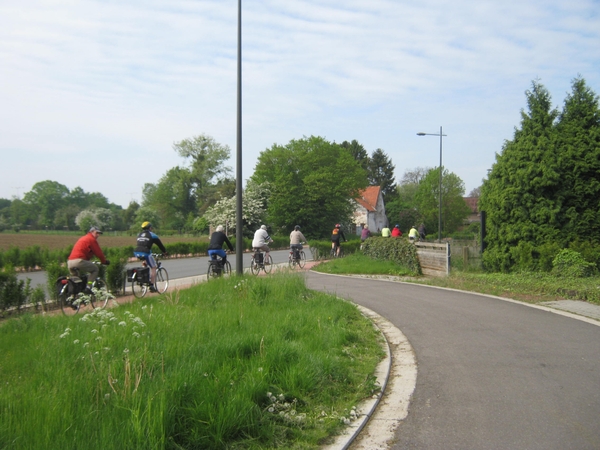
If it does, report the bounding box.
[141,221,152,229]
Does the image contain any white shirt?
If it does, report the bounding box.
[252,229,271,248]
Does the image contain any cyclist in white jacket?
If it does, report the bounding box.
[252,225,273,263]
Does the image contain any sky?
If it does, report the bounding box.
[1,0,599,208]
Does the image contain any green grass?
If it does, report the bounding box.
[0,273,384,449]
[313,254,600,306]
[313,252,416,277]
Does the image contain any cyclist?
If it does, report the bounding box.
[360,225,370,242]
[381,225,391,237]
[134,222,168,292]
[391,224,402,237]
[208,225,234,263]
[418,223,427,241]
[331,223,346,257]
[252,225,273,263]
[67,226,110,290]
[408,225,419,242]
[289,225,308,258]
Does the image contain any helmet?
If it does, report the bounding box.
[260,225,267,230]
[294,225,300,231]
[335,223,341,228]
[395,224,399,228]
[141,221,152,229]
[216,225,224,232]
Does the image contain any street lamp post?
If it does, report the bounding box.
[417,126,447,242]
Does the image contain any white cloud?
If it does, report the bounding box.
[1,0,599,207]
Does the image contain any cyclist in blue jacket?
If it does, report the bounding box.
[134,222,167,292]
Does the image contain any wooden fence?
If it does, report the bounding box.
[415,241,451,277]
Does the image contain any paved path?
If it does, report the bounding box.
[306,272,600,450]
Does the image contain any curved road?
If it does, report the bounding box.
[305,272,600,450]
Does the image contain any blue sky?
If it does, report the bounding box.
[1,0,599,208]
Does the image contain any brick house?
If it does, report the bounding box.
[353,186,388,234]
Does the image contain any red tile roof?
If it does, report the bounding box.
[356,186,380,212]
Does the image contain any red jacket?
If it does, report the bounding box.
[68,233,108,263]
[391,227,402,237]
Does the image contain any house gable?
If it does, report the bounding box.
[354,186,387,232]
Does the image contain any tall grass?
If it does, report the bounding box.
[0,273,383,449]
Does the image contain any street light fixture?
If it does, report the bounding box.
[417,126,447,242]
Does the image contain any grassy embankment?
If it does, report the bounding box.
[0,273,383,449]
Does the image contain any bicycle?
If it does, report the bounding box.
[207,254,232,279]
[56,262,108,315]
[288,245,306,269]
[250,248,273,275]
[330,241,345,258]
[128,254,169,298]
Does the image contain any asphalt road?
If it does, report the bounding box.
[305,272,600,450]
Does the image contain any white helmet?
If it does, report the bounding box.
[216,225,224,232]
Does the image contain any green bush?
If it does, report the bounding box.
[0,266,30,313]
[552,249,597,278]
[104,257,128,294]
[537,242,562,272]
[361,237,422,275]
[43,260,70,301]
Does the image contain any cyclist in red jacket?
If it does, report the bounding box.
[67,226,110,287]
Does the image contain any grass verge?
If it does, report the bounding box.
[313,256,600,306]
[0,273,384,449]
[313,252,416,277]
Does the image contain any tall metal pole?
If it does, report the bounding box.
[438,126,443,243]
[417,128,447,243]
[235,0,243,275]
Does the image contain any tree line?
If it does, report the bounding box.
[480,76,600,272]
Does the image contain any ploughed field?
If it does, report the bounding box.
[0,233,205,251]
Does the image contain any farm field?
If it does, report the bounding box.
[0,232,207,251]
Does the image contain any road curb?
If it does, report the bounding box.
[322,305,417,450]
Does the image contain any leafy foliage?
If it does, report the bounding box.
[551,249,596,278]
[361,237,422,275]
[202,181,270,237]
[367,148,396,200]
[480,77,600,271]
[251,136,368,239]
[414,167,470,237]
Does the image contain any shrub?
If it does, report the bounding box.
[361,237,421,275]
[43,260,69,301]
[552,249,597,278]
[104,257,128,294]
[0,266,30,313]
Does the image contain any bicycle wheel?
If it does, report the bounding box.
[59,287,79,315]
[223,260,232,276]
[299,251,306,268]
[250,256,260,275]
[131,273,147,298]
[207,262,218,279]
[90,278,109,309]
[288,253,295,269]
[263,254,273,274]
[155,267,169,293]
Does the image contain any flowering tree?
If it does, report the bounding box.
[202,182,270,235]
[75,208,113,233]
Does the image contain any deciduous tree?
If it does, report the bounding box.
[251,136,368,238]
